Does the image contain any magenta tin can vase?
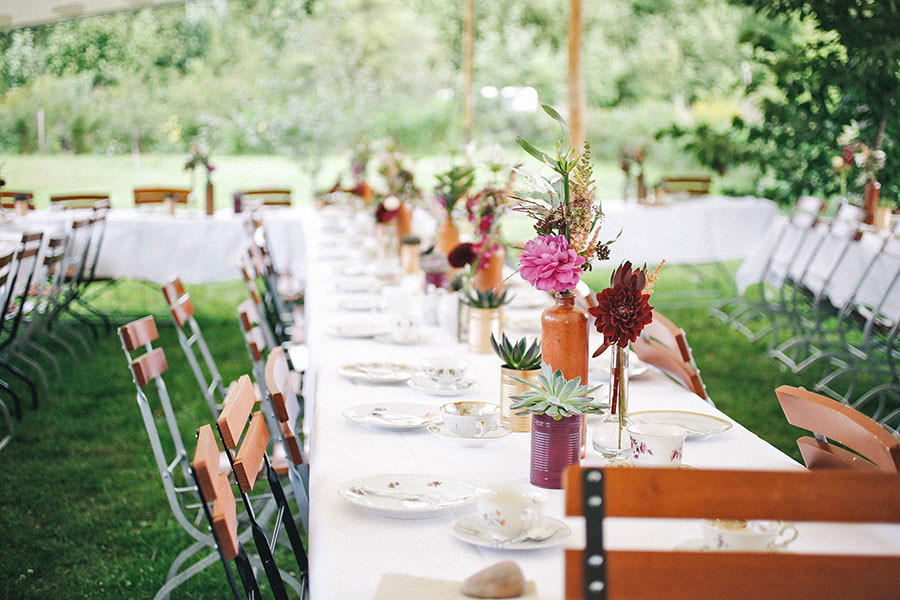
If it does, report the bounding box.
[530,413,581,489]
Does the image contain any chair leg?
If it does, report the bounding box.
[0,377,23,421]
[24,338,64,378]
[75,296,113,334]
[0,359,39,410]
[153,548,220,600]
[6,351,49,392]
[0,394,14,452]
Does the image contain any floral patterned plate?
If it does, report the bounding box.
[339,363,418,384]
[628,410,733,437]
[342,402,439,430]
[340,473,477,518]
[451,514,571,550]
[674,538,794,553]
[426,423,512,447]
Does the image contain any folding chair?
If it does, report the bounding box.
[776,385,900,472]
[0,247,18,449]
[0,191,34,211]
[264,346,310,530]
[50,193,109,210]
[117,316,280,600]
[69,199,114,332]
[711,196,827,340]
[133,188,191,206]
[161,278,227,416]
[633,311,708,402]
[216,374,309,599]
[235,189,292,210]
[0,232,44,417]
[192,424,261,599]
[563,466,900,599]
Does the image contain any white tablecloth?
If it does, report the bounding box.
[595,196,779,265]
[2,207,308,285]
[301,207,900,599]
[735,216,900,321]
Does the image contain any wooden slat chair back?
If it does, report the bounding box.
[236,299,269,385]
[50,193,109,210]
[633,312,708,402]
[264,346,310,525]
[0,191,35,211]
[161,277,227,416]
[237,252,278,349]
[236,189,292,208]
[564,466,900,600]
[243,239,295,342]
[117,314,239,598]
[133,188,191,205]
[191,424,259,599]
[216,374,309,599]
[776,385,900,472]
[656,176,711,197]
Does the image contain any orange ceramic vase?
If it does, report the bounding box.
[396,204,413,238]
[540,292,590,458]
[436,216,460,257]
[205,181,215,216]
[864,179,881,225]
[473,245,505,292]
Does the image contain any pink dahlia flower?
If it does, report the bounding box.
[519,234,585,292]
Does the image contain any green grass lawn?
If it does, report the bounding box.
[0,267,824,599]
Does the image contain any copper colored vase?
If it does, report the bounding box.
[436,216,460,256]
[473,245,505,292]
[205,181,215,216]
[396,204,413,238]
[541,292,589,457]
[864,179,881,225]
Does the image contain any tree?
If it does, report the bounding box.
[734,0,900,203]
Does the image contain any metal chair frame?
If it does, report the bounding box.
[117,317,286,600]
[161,279,227,417]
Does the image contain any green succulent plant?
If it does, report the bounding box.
[460,287,512,309]
[434,165,476,215]
[401,234,421,245]
[491,333,542,371]
[510,363,602,420]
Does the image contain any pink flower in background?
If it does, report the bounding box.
[477,213,495,235]
[518,234,585,292]
[472,237,498,271]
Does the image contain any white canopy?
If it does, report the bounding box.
[0,0,182,31]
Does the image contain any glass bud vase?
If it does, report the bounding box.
[591,345,630,462]
[530,413,581,489]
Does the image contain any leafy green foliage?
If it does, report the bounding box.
[655,120,750,175]
[460,287,512,309]
[434,164,475,215]
[510,363,602,419]
[490,333,542,370]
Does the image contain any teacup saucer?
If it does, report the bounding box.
[407,374,479,396]
[427,423,512,447]
[451,514,571,550]
[674,538,794,554]
[374,331,428,345]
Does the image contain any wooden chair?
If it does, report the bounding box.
[656,176,711,198]
[633,310,709,402]
[216,374,309,599]
[235,189,292,209]
[161,277,227,416]
[191,424,261,599]
[0,191,34,211]
[776,385,900,472]
[50,193,109,210]
[133,188,191,206]
[563,466,900,599]
[264,346,310,527]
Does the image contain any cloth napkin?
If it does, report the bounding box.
[375,573,539,600]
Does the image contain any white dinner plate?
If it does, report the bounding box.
[342,402,440,430]
[340,473,477,518]
[426,423,512,447]
[451,514,572,550]
[326,319,389,338]
[339,362,418,384]
[333,278,379,293]
[628,410,733,436]
[338,296,383,312]
[374,331,428,345]
[407,374,479,396]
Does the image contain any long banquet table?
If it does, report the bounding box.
[301,207,900,599]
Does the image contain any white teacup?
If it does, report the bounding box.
[423,356,468,388]
[627,422,687,467]
[701,519,798,552]
[392,313,418,342]
[476,484,547,539]
[441,401,500,438]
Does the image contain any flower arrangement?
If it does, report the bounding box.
[510,363,601,420]
[378,144,420,204]
[184,140,215,178]
[374,195,400,223]
[514,105,615,294]
[434,165,475,217]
